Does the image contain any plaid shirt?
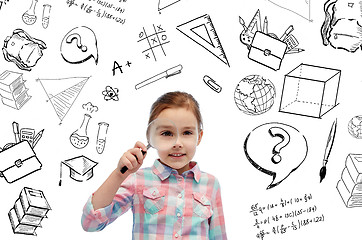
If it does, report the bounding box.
[81,159,227,239]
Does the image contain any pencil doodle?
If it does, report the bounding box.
[42,4,51,29]
[22,0,38,25]
[337,154,362,207]
[70,114,92,149]
[319,119,337,183]
[8,187,51,236]
[321,0,362,52]
[279,63,341,119]
[60,26,99,64]
[177,14,230,66]
[348,115,362,139]
[96,122,109,154]
[158,0,181,13]
[135,64,183,90]
[37,76,90,124]
[137,24,170,61]
[0,70,31,110]
[266,0,312,22]
[244,122,308,189]
[2,29,47,71]
[234,75,276,116]
[59,155,98,186]
[239,10,303,70]
[102,85,119,101]
[0,140,42,183]
[203,75,222,93]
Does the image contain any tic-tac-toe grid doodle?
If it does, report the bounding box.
[137,24,170,61]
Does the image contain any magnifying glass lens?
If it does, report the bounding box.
[148,118,178,151]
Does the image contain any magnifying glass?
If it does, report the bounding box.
[120,118,179,174]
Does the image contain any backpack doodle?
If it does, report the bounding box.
[321,0,362,52]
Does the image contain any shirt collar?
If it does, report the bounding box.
[152,159,201,183]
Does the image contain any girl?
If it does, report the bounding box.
[81,91,227,239]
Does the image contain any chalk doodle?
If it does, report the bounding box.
[137,24,170,61]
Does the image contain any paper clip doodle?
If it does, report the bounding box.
[203,75,222,93]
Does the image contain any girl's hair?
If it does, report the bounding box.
[149,91,203,131]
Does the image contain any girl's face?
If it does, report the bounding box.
[155,107,203,174]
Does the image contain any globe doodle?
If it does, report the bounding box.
[234,75,276,115]
[348,115,362,139]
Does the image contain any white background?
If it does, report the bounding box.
[1,0,362,239]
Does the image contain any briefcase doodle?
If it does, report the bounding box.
[0,141,42,183]
[248,31,287,70]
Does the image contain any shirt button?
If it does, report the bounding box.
[177,212,181,217]
[178,193,182,198]
[175,233,179,238]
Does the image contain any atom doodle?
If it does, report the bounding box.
[102,86,119,101]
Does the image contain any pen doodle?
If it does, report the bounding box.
[82,102,98,114]
[8,187,51,236]
[158,0,181,13]
[42,4,51,29]
[22,0,38,25]
[319,119,337,183]
[234,75,276,116]
[135,64,183,90]
[244,122,308,189]
[348,115,362,139]
[66,0,127,24]
[321,0,362,52]
[0,70,31,110]
[203,75,222,93]
[2,29,47,71]
[37,76,90,125]
[337,154,362,207]
[102,85,119,101]
[60,26,99,65]
[59,155,98,186]
[279,64,341,119]
[112,60,132,76]
[70,113,92,149]
[177,14,230,66]
[266,0,312,22]
[96,122,109,154]
[0,0,10,11]
[239,10,303,70]
[137,24,170,61]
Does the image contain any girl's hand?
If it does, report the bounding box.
[117,141,147,175]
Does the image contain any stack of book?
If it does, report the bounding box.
[8,187,51,235]
[0,70,31,110]
[336,153,362,207]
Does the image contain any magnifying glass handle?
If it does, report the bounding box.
[120,150,147,174]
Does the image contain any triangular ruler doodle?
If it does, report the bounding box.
[37,77,90,124]
[177,14,230,67]
[158,0,181,12]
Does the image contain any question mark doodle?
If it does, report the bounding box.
[66,33,87,52]
[268,127,290,164]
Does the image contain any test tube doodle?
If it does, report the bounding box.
[42,4,51,29]
[96,122,109,154]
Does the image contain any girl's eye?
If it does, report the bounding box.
[183,131,193,136]
[161,131,173,137]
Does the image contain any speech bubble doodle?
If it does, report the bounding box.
[60,26,98,65]
[244,122,308,189]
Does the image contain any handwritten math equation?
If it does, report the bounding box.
[66,0,127,24]
[249,193,325,239]
[0,0,9,11]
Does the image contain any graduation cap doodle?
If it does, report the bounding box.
[59,155,98,186]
